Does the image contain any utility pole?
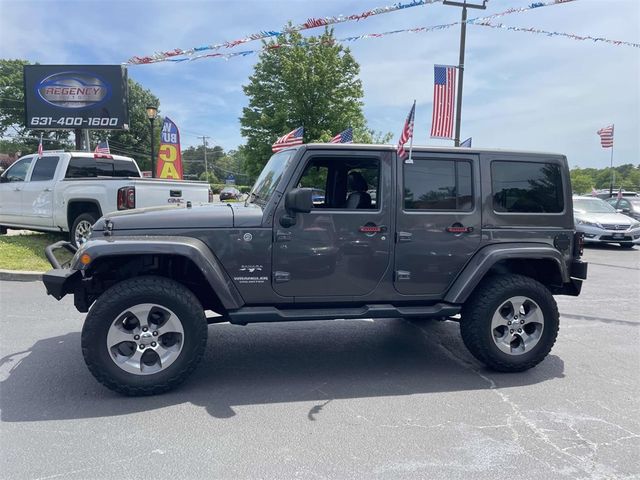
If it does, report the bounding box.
[443,0,487,147]
[200,136,210,181]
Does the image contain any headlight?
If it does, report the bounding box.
[631,222,640,229]
[576,218,602,228]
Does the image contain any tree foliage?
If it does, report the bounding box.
[240,27,383,178]
[570,164,640,194]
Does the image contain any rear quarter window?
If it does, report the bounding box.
[492,161,564,213]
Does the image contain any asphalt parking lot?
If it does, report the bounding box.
[0,245,638,480]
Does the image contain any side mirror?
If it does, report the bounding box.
[285,188,313,213]
[0,175,7,183]
[280,188,313,228]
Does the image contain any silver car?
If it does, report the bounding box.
[573,196,640,248]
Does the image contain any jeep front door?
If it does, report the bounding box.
[272,150,392,298]
[394,153,482,295]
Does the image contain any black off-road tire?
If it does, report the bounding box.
[0,226,7,235]
[81,276,208,396]
[619,242,635,249]
[460,274,559,372]
[70,212,97,247]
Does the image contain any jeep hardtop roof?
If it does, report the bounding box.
[284,143,566,158]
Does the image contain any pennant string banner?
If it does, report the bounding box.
[470,20,640,48]
[127,0,637,65]
[126,0,442,64]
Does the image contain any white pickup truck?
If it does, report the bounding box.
[0,151,212,245]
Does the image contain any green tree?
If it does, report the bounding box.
[240,27,376,178]
[98,78,161,172]
[182,144,225,179]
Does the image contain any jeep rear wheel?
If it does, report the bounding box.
[81,276,207,395]
[460,274,559,372]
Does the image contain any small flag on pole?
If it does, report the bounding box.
[330,127,353,144]
[94,139,110,154]
[617,187,623,200]
[460,137,472,148]
[37,133,43,158]
[272,127,304,152]
[591,187,598,197]
[397,101,416,160]
[430,65,456,139]
[597,125,614,148]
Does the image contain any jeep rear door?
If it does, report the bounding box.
[394,152,482,295]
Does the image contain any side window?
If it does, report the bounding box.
[298,163,329,207]
[618,199,630,209]
[403,158,473,210]
[296,157,380,209]
[30,156,60,181]
[492,161,564,213]
[2,157,33,182]
[66,157,97,178]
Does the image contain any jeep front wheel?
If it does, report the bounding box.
[81,276,208,395]
[460,274,559,372]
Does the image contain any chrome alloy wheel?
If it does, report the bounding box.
[490,296,544,355]
[106,304,185,375]
[74,220,93,246]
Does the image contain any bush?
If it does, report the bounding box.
[209,183,251,194]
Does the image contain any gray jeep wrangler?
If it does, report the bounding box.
[43,144,588,395]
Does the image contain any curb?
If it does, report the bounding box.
[0,269,43,282]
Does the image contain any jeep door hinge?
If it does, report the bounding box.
[275,231,292,242]
[274,271,291,283]
[396,231,412,243]
[396,270,411,281]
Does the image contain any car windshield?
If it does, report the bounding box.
[248,150,296,205]
[573,198,616,213]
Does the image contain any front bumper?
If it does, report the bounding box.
[42,241,81,300]
[577,225,640,244]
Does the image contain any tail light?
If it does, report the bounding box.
[573,232,584,258]
[117,186,136,210]
[208,188,214,203]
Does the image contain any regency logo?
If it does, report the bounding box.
[36,71,111,109]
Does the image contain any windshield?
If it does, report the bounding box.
[248,150,296,204]
[573,198,616,213]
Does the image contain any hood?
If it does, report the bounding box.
[93,202,263,232]
[573,211,636,226]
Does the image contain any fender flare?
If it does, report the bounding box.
[444,242,569,304]
[73,235,244,310]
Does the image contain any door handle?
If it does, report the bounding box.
[43,188,52,192]
[13,187,21,192]
[359,224,386,233]
[397,231,412,242]
[446,225,474,233]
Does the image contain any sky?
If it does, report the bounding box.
[0,0,638,168]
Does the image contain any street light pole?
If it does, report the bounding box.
[146,106,158,177]
[443,0,486,147]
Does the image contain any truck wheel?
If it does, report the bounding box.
[460,274,559,372]
[71,213,96,247]
[81,276,208,396]
[0,226,7,235]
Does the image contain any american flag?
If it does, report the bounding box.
[272,127,304,152]
[591,187,598,197]
[397,101,416,160]
[597,125,614,148]
[37,133,43,158]
[430,65,456,139]
[617,187,623,200]
[330,127,353,144]
[94,140,110,154]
